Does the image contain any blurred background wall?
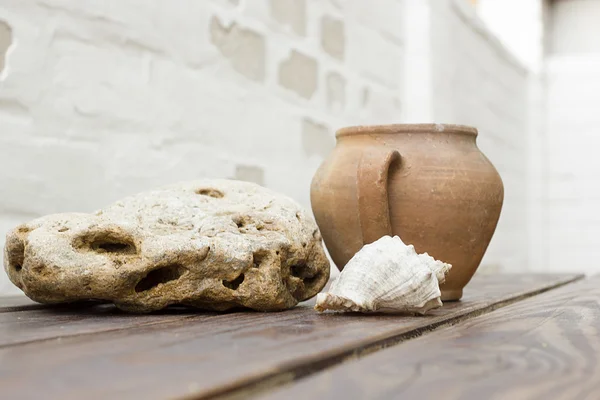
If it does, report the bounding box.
[543,0,600,273]
[0,0,595,295]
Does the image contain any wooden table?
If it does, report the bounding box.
[1,273,597,400]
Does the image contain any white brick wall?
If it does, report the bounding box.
[0,0,406,294]
[544,54,600,274]
[0,0,534,295]
[427,0,531,273]
[540,0,600,274]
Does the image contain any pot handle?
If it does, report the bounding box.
[357,147,401,244]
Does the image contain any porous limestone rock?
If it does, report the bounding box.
[4,179,330,312]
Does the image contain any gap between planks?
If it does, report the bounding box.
[197,274,584,400]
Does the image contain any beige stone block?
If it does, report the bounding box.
[361,87,370,108]
[210,16,266,82]
[302,118,334,159]
[321,16,345,60]
[234,164,265,186]
[326,71,346,110]
[278,50,318,99]
[269,0,307,36]
[0,20,12,73]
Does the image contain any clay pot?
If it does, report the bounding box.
[310,124,503,301]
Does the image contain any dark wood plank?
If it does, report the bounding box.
[261,274,600,400]
[0,274,579,400]
[0,304,215,348]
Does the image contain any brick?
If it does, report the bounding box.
[0,20,11,73]
[345,0,405,41]
[278,50,318,99]
[209,16,266,82]
[269,0,306,36]
[361,87,370,108]
[234,164,265,186]
[320,16,345,60]
[360,87,401,123]
[345,22,402,87]
[301,118,334,159]
[326,71,345,111]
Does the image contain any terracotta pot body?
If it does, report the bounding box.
[310,124,504,301]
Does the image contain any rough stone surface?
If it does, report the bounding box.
[4,180,330,312]
[321,16,345,60]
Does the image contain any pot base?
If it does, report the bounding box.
[441,289,463,302]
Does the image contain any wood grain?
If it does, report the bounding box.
[261,275,600,400]
[0,304,214,347]
[0,274,579,400]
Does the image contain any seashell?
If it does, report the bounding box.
[315,235,451,314]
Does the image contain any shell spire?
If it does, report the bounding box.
[315,236,451,314]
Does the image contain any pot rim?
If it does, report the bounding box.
[336,123,478,138]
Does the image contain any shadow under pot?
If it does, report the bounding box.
[310,123,504,301]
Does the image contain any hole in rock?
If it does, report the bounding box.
[95,241,133,253]
[17,225,31,234]
[232,215,254,230]
[196,188,224,198]
[252,251,268,268]
[135,265,186,293]
[222,273,245,290]
[74,231,137,255]
[291,263,305,278]
[303,271,320,285]
[31,264,50,276]
[291,262,318,283]
[7,236,25,273]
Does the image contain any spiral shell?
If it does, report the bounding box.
[315,235,451,314]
